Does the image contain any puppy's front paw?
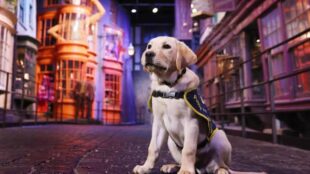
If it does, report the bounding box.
[133,165,152,174]
[215,168,229,174]
[160,164,179,173]
[177,169,195,174]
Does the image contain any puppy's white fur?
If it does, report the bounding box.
[133,36,266,174]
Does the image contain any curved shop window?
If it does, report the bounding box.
[58,60,84,98]
[38,17,58,46]
[62,0,91,6]
[59,12,87,41]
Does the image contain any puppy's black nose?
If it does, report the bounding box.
[145,51,155,64]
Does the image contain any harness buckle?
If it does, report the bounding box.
[165,91,176,98]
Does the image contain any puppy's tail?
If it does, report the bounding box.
[229,170,267,174]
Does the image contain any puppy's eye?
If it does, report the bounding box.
[162,44,171,49]
[147,44,152,49]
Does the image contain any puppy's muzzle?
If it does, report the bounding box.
[145,51,155,64]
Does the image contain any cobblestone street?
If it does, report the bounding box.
[0,125,309,174]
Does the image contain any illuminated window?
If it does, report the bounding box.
[38,17,57,46]
[271,54,289,98]
[222,37,242,102]
[261,7,283,49]
[0,25,12,90]
[59,13,87,41]
[291,41,310,96]
[58,60,83,98]
[104,74,120,107]
[283,0,310,39]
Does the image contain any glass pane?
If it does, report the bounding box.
[273,79,289,97]
[68,60,73,68]
[296,71,310,94]
[75,61,79,68]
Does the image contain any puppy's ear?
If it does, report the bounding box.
[176,41,197,71]
[143,66,150,73]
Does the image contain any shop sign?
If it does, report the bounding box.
[212,0,237,12]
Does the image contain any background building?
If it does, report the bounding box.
[95,0,134,124]
[36,0,104,121]
[0,0,17,113]
[195,0,310,138]
[13,0,39,120]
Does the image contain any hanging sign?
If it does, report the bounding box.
[212,0,237,12]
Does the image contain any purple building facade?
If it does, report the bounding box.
[196,0,310,137]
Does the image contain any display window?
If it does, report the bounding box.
[58,12,87,41]
[0,25,13,90]
[58,60,84,98]
[261,7,283,49]
[270,53,290,98]
[104,74,120,108]
[291,41,310,96]
[38,17,57,46]
[283,0,310,39]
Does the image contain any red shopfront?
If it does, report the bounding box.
[102,25,124,124]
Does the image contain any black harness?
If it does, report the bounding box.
[148,68,217,150]
[149,89,218,150]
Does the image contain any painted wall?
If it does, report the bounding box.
[0,1,17,109]
[16,0,37,38]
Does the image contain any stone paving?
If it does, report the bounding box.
[0,125,309,174]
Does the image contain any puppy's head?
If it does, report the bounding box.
[141,36,197,75]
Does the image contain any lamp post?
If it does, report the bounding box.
[128,43,135,57]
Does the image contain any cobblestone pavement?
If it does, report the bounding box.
[0,125,309,174]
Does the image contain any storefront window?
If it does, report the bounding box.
[271,54,289,98]
[291,41,310,96]
[58,60,83,98]
[219,56,240,103]
[15,49,37,97]
[246,23,265,99]
[283,0,310,39]
[222,37,241,103]
[104,74,120,107]
[38,17,57,46]
[59,13,87,41]
[261,7,283,49]
[0,25,12,90]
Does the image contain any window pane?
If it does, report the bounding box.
[68,60,73,68]
[261,7,282,49]
[283,0,310,38]
[291,40,310,96]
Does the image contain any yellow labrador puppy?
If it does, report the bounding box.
[133,36,266,174]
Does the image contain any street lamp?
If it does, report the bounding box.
[128,43,135,56]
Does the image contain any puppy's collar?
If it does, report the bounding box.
[160,69,186,87]
[152,90,185,99]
